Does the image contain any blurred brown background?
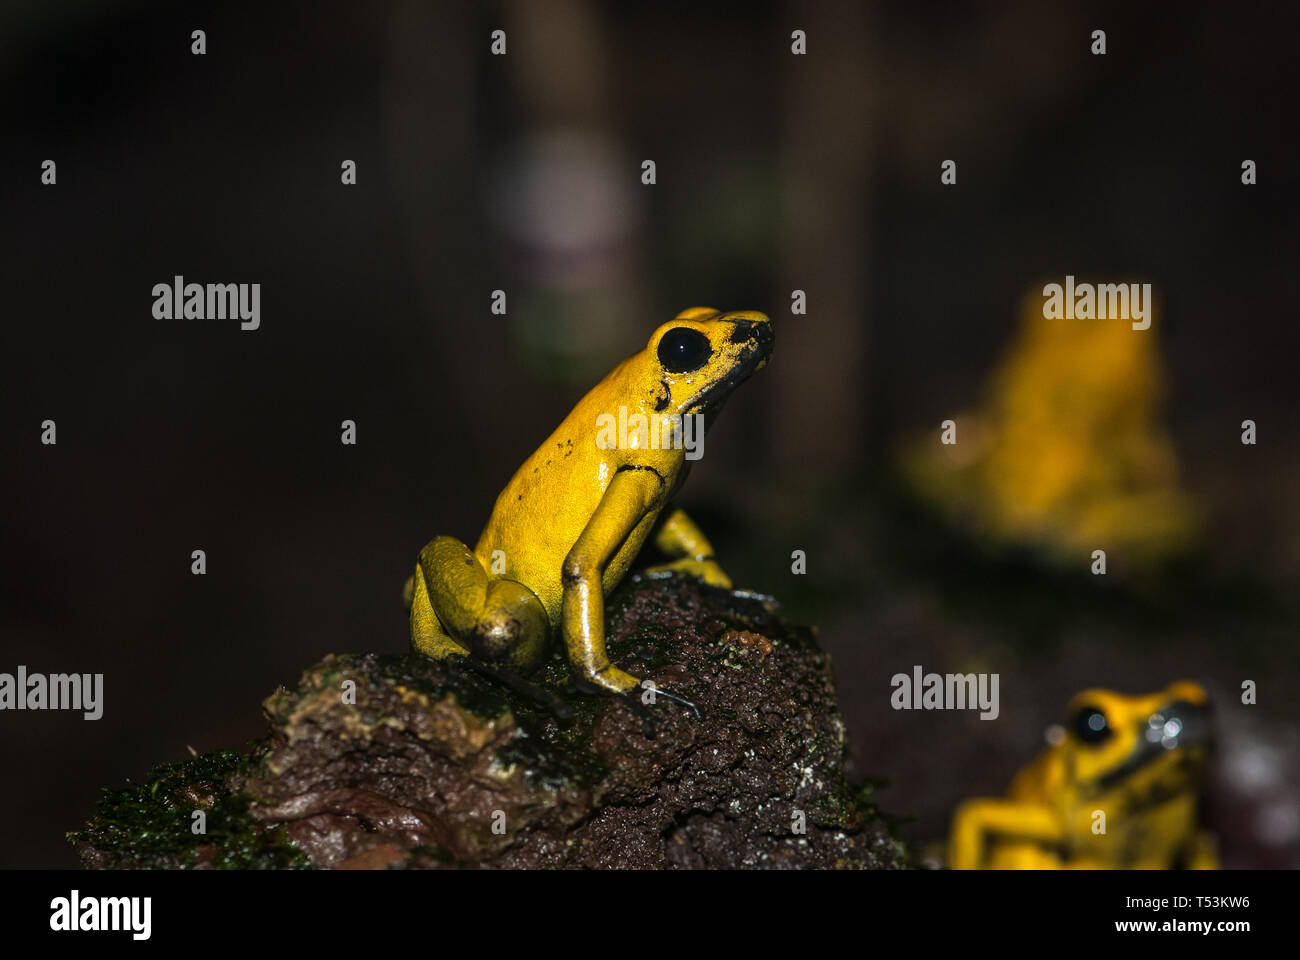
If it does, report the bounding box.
[1,0,1297,867]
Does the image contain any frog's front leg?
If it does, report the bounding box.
[643,506,732,588]
[562,468,663,694]
[948,798,1064,869]
[1186,830,1220,869]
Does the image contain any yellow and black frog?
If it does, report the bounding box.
[403,307,773,698]
[949,682,1218,869]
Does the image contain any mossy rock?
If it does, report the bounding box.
[70,575,905,869]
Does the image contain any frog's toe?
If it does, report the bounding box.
[579,663,641,696]
[612,682,703,738]
[643,557,733,589]
[638,680,703,721]
[695,561,732,589]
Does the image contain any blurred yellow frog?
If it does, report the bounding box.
[949,682,1218,869]
[404,307,773,696]
[901,288,1197,567]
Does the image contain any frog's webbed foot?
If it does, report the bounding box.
[642,556,733,589]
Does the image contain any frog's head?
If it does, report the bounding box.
[644,307,773,422]
[1057,681,1213,801]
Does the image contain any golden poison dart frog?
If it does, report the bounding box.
[899,290,1197,568]
[948,682,1218,869]
[404,308,773,697]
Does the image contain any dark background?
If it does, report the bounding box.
[2,0,1297,868]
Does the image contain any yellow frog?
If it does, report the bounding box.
[404,307,773,696]
[899,289,1198,568]
[948,682,1218,869]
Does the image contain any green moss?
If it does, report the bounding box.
[495,689,612,792]
[67,745,313,870]
[855,777,911,859]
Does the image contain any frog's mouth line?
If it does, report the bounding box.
[684,326,774,418]
[1095,700,1213,792]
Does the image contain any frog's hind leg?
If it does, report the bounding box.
[408,536,548,675]
[408,556,471,661]
[418,537,490,635]
[643,507,732,588]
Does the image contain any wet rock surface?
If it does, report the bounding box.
[71,575,904,869]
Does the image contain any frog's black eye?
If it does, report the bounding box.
[657,328,713,373]
[1073,705,1112,745]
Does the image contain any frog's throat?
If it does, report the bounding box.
[686,351,768,418]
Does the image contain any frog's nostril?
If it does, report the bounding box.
[730,321,774,346]
[749,321,774,355]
